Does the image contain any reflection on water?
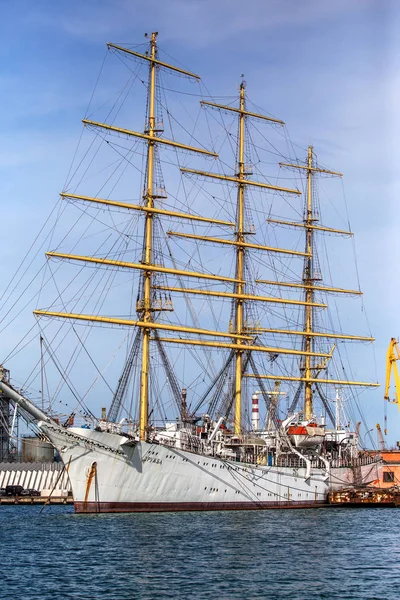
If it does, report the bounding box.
[0,505,399,599]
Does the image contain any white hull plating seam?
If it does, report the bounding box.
[39,422,368,513]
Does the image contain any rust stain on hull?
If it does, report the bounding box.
[83,462,97,509]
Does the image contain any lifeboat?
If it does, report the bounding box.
[287,422,325,448]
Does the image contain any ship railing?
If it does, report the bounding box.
[276,456,328,470]
[329,454,381,468]
[179,437,205,454]
[158,437,176,448]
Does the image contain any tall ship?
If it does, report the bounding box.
[0,33,381,512]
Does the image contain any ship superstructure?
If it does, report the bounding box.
[0,33,381,512]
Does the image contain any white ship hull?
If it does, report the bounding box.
[39,422,379,513]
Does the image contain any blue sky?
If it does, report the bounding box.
[1,0,399,444]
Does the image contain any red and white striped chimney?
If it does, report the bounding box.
[252,394,259,431]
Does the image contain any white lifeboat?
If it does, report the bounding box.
[286,422,325,448]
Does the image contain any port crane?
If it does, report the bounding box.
[384,338,400,407]
[376,423,387,451]
[383,338,400,435]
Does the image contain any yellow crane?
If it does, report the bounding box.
[384,338,400,409]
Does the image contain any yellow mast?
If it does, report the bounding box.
[107,34,214,439]
[185,84,298,433]
[138,31,158,441]
[234,81,246,435]
[279,148,344,419]
[245,152,377,391]
[303,145,314,420]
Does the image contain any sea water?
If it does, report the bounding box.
[0,505,398,600]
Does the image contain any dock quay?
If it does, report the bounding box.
[329,487,400,507]
[0,461,72,504]
[0,495,73,505]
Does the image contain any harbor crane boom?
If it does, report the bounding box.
[376,423,386,451]
[384,338,400,410]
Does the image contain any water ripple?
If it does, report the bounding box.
[0,506,399,599]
